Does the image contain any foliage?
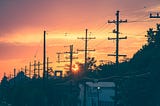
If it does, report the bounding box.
[116,24,160,106]
[0,72,80,106]
[92,24,160,106]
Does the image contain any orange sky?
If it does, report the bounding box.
[0,0,160,80]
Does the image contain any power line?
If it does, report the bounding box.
[94,24,113,35]
[34,38,42,58]
[121,2,160,16]
[91,39,106,48]
[127,20,156,23]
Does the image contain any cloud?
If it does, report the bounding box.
[0,0,158,37]
[0,41,39,60]
[0,0,58,36]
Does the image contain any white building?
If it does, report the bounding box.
[79,82,115,106]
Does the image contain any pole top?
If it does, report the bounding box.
[116,10,120,15]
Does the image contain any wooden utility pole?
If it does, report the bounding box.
[56,52,70,63]
[32,60,37,77]
[47,57,52,79]
[13,68,16,84]
[37,61,42,78]
[69,45,74,73]
[108,10,127,68]
[108,10,127,106]
[150,12,160,45]
[56,52,69,70]
[24,65,27,76]
[77,29,96,72]
[64,45,78,73]
[150,13,160,18]
[14,68,16,78]
[56,52,64,63]
[77,29,95,106]
[43,31,46,79]
[29,62,32,78]
[56,45,77,74]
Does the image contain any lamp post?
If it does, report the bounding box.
[97,86,100,106]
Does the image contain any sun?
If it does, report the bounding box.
[72,64,79,73]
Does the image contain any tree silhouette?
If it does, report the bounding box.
[0,75,9,103]
[116,24,160,106]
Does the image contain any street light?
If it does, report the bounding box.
[97,86,100,106]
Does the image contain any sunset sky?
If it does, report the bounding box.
[0,0,160,80]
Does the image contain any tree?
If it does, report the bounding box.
[0,75,9,102]
[87,57,97,71]
[117,24,160,106]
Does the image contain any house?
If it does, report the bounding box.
[79,82,115,106]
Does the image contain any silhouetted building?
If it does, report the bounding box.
[9,71,30,85]
[54,70,63,78]
[79,82,115,106]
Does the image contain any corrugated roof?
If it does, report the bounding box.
[86,82,115,88]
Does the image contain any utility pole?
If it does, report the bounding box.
[56,52,70,63]
[77,29,96,72]
[108,10,127,106]
[56,52,66,68]
[24,65,27,76]
[56,52,64,63]
[14,68,16,78]
[47,57,52,79]
[56,52,69,69]
[69,45,74,73]
[43,30,46,80]
[150,13,160,18]
[108,10,127,68]
[14,68,16,84]
[56,45,78,75]
[77,29,95,106]
[29,62,32,78]
[64,45,78,73]
[4,72,6,77]
[32,60,37,77]
[37,61,42,78]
